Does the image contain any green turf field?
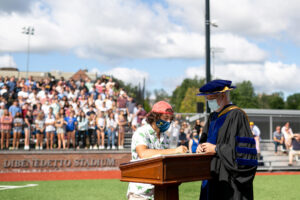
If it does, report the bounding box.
[1,175,299,200]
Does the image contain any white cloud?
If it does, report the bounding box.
[0,0,267,63]
[0,54,17,68]
[212,33,267,63]
[166,0,300,40]
[102,67,149,86]
[185,61,300,95]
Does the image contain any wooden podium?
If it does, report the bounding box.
[120,153,213,200]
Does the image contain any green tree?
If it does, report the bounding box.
[179,87,205,113]
[170,77,205,112]
[230,80,258,108]
[257,92,285,109]
[286,93,300,109]
[269,93,285,109]
[153,88,170,102]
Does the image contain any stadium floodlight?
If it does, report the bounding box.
[210,47,225,78]
[22,26,35,79]
[210,20,218,28]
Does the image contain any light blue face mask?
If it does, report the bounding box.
[207,99,220,112]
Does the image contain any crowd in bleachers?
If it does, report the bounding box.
[0,75,207,152]
[0,75,149,150]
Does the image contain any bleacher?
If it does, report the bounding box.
[258,142,300,171]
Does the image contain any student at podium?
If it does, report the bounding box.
[196,80,257,200]
[127,101,188,200]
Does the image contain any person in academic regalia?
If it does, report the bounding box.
[196,79,257,200]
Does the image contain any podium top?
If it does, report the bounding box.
[124,152,212,164]
[120,153,213,185]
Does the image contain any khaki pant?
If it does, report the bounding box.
[289,150,300,163]
[128,193,148,200]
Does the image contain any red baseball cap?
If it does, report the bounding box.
[151,101,173,115]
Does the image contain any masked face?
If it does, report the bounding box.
[156,119,171,133]
[207,99,220,112]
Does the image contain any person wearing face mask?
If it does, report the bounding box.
[196,80,257,200]
[127,101,188,200]
[189,129,200,153]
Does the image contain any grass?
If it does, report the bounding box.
[0,175,299,200]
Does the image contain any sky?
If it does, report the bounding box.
[1,0,300,98]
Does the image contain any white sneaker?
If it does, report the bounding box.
[107,146,111,150]
[89,146,93,150]
[35,146,39,150]
[93,145,98,150]
[40,146,43,150]
[112,146,116,150]
[119,146,124,150]
[101,145,105,149]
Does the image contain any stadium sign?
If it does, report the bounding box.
[0,151,131,172]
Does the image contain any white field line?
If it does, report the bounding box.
[0,184,38,190]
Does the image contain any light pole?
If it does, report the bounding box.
[22,26,34,79]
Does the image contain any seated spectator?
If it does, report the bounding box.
[282,122,294,150]
[178,128,188,147]
[189,129,199,153]
[117,90,128,114]
[273,126,286,155]
[9,100,21,118]
[288,134,300,166]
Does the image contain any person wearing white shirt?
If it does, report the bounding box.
[282,122,294,149]
[96,112,106,149]
[18,87,29,99]
[37,86,47,100]
[250,121,261,158]
[105,97,113,110]
[45,108,56,150]
[99,101,107,113]
[106,113,117,149]
[95,95,103,110]
[42,101,51,116]
[0,85,8,96]
[68,90,77,100]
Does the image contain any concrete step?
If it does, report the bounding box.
[262,156,289,161]
[257,165,300,171]
[260,145,275,150]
